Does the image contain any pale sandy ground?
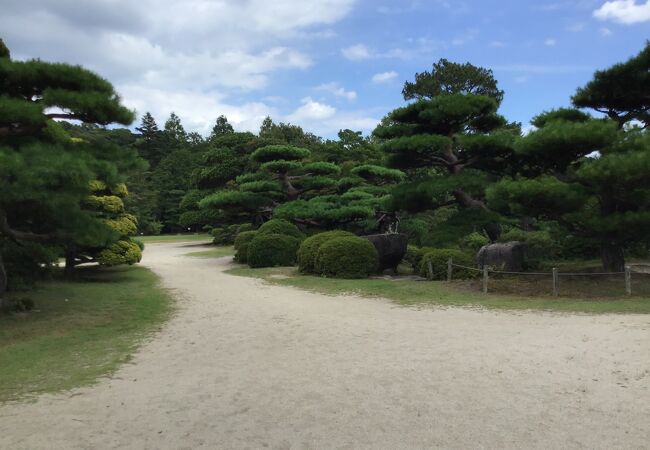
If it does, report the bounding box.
[1,242,649,450]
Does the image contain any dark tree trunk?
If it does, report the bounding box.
[451,189,501,242]
[601,242,625,272]
[64,244,77,279]
[0,251,8,309]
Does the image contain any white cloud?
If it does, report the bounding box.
[600,27,614,35]
[593,0,650,24]
[371,71,398,83]
[0,0,357,135]
[341,44,373,60]
[316,82,357,100]
[545,38,558,46]
[287,97,337,121]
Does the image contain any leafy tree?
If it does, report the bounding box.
[0,40,136,299]
[210,115,235,138]
[258,116,322,148]
[162,112,187,149]
[572,41,650,128]
[200,143,404,231]
[402,58,504,105]
[376,59,517,242]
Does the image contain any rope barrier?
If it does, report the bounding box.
[445,260,644,296]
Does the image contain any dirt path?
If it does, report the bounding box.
[1,242,649,449]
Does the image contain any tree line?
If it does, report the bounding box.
[1,38,649,302]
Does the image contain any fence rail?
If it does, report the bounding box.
[428,259,649,296]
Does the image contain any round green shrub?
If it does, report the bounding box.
[247,233,300,268]
[419,249,474,280]
[404,245,435,270]
[459,232,490,253]
[234,231,257,263]
[315,236,378,278]
[297,230,356,274]
[257,219,305,240]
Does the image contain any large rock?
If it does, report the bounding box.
[477,241,527,272]
[361,233,408,272]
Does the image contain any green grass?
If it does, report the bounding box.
[138,233,212,243]
[0,266,172,402]
[183,246,234,258]
[226,266,650,314]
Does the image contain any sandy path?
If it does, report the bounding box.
[1,242,649,449]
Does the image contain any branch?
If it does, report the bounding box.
[0,209,57,243]
[45,113,82,121]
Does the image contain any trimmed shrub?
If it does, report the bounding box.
[315,236,378,278]
[133,239,145,251]
[234,231,257,263]
[459,232,490,253]
[97,239,142,266]
[247,233,300,268]
[257,219,305,240]
[404,245,434,271]
[419,249,474,280]
[211,224,239,245]
[297,230,356,273]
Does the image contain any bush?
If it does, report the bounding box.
[133,239,145,251]
[211,224,239,245]
[297,230,356,273]
[459,232,490,253]
[419,249,475,280]
[234,231,257,263]
[404,245,434,271]
[257,219,305,240]
[247,233,300,268]
[315,236,378,278]
[500,228,560,262]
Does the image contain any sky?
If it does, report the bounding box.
[1,0,648,138]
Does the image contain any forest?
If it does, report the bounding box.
[1,38,650,301]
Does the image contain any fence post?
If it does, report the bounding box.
[552,268,559,297]
[447,258,453,282]
[482,266,489,294]
[625,266,632,296]
[427,260,434,281]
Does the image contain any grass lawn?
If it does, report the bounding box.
[183,246,234,258]
[137,233,212,244]
[0,266,172,402]
[226,266,650,314]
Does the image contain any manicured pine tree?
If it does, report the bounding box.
[375,59,517,242]
[488,43,650,271]
[0,38,136,298]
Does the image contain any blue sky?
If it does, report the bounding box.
[2,0,649,137]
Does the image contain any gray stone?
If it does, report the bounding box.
[361,233,408,272]
[477,241,527,272]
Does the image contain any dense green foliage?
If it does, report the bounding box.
[247,234,300,268]
[419,249,474,280]
[314,236,378,278]
[234,231,257,263]
[297,230,356,273]
[257,219,305,241]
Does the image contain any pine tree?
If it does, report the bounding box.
[210,115,234,138]
[376,59,516,242]
[0,39,137,299]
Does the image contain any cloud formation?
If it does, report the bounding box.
[0,0,361,135]
[593,0,650,24]
[371,71,399,83]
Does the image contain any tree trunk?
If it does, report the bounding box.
[0,251,8,309]
[451,189,501,242]
[601,242,625,272]
[64,244,77,279]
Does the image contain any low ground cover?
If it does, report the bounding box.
[0,266,172,402]
[226,265,650,314]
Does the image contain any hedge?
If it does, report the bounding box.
[315,236,378,278]
[257,219,305,240]
[247,233,300,268]
[297,230,356,274]
[418,248,474,280]
[234,231,257,263]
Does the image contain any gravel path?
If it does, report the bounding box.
[1,242,649,449]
